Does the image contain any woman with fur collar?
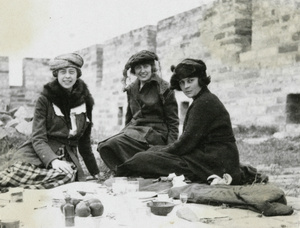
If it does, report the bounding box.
[97,50,179,174]
[0,53,101,189]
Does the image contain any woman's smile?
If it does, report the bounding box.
[57,67,78,90]
[134,63,152,83]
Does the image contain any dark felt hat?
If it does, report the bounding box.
[170,58,208,90]
[123,50,159,76]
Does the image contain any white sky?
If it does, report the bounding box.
[0,0,214,85]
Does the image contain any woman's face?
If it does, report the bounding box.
[134,63,152,83]
[57,67,78,90]
[179,77,201,98]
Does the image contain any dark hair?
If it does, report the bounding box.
[129,60,157,75]
[170,58,211,91]
[178,73,211,88]
[52,68,82,78]
[196,72,211,87]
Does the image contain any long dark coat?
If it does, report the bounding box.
[123,75,179,145]
[117,86,241,184]
[98,75,179,170]
[11,79,100,180]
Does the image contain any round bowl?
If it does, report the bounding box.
[147,201,175,216]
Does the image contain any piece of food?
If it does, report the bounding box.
[75,201,91,217]
[87,198,104,217]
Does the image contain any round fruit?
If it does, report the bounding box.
[75,201,91,217]
[89,201,104,217]
[87,198,101,204]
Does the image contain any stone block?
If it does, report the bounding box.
[239,51,256,62]
[235,19,252,28]
[262,19,278,27]
[0,56,9,72]
[278,44,298,53]
[282,14,291,22]
[266,105,285,114]
[256,47,278,58]
[293,31,300,42]
[214,32,226,40]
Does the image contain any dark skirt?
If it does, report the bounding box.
[116,150,196,181]
[97,133,150,171]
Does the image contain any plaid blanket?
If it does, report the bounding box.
[0,162,76,189]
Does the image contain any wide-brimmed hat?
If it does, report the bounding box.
[49,53,84,71]
[170,58,208,90]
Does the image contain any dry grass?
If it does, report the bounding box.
[235,125,300,197]
[237,137,300,168]
[1,125,299,197]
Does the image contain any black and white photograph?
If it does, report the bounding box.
[0,0,299,227]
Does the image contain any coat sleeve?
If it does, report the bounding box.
[31,96,59,168]
[78,122,100,176]
[125,92,133,125]
[164,97,218,156]
[163,89,179,143]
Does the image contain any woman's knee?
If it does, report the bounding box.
[97,144,112,158]
[131,151,153,162]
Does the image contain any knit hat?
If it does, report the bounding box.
[170,58,210,90]
[49,53,84,71]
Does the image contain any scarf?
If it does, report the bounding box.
[41,79,94,129]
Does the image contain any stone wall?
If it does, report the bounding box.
[3,0,300,136]
[76,44,103,91]
[7,58,51,114]
[93,25,157,139]
[156,0,253,130]
[76,44,103,138]
[236,0,300,131]
[0,57,9,111]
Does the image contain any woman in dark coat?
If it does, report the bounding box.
[97,50,179,173]
[116,58,242,185]
[0,53,101,189]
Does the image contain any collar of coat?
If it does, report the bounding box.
[192,86,209,100]
[41,79,94,126]
[128,74,170,96]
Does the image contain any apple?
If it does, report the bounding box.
[75,201,91,217]
[87,198,104,217]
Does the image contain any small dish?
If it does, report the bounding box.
[147,201,175,216]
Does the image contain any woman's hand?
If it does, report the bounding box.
[51,159,74,174]
[94,172,106,182]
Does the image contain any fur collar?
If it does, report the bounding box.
[42,79,94,127]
